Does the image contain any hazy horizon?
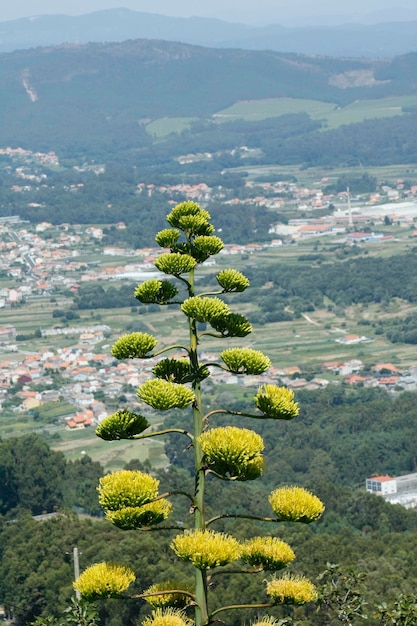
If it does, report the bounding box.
[2,1,417,26]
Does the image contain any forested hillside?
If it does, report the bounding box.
[1,40,417,159]
[2,386,417,626]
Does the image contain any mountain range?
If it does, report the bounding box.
[1,8,417,57]
[1,37,416,158]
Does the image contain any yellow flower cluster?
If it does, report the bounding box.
[220,348,271,375]
[171,530,240,569]
[98,470,159,510]
[98,471,172,529]
[73,562,135,600]
[137,379,195,411]
[269,486,325,523]
[144,580,194,608]
[181,296,230,323]
[254,385,299,420]
[155,228,181,248]
[240,536,295,571]
[192,235,224,261]
[142,608,193,626]
[167,201,213,237]
[111,332,157,359]
[216,268,250,292]
[106,500,173,530]
[266,574,317,605]
[134,279,179,304]
[155,252,197,275]
[199,426,265,481]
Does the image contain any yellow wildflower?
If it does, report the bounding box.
[98,470,159,512]
[144,580,194,608]
[199,426,265,481]
[266,574,317,605]
[73,562,135,600]
[171,530,240,569]
[240,536,295,571]
[142,608,193,626]
[254,385,299,420]
[269,486,325,523]
[105,500,173,529]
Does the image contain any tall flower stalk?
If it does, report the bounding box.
[77,202,325,626]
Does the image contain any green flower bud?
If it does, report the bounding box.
[211,313,253,337]
[240,536,295,571]
[111,332,157,359]
[134,279,179,304]
[191,235,224,262]
[220,348,271,374]
[254,385,299,420]
[171,530,240,569]
[96,410,149,440]
[181,296,230,323]
[106,500,173,529]
[266,574,318,605]
[155,252,197,276]
[167,201,212,234]
[152,358,209,384]
[269,486,325,523]
[216,268,250,292]
[74,562,135,600]
[137,379,195,410]
[98,470,159,511]
[199,426,265,481]
[155,228,181,248]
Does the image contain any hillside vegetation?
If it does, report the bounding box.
[1,40,417,159]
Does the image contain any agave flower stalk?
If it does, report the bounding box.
[87,202,325,626]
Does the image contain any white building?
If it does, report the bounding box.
[366,473,417,508]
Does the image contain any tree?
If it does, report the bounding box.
[74,202,325,626]
[0,434,66,516]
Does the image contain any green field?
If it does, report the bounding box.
[146,117,198,138]
[50,426,168,471]
[214,95,417,129]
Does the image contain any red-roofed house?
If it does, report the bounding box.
[366,475,396,495]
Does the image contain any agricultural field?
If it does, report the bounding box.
[214,94,417,129]
[145,116,198,138]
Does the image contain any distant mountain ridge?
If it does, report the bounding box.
[0,38,416,157]
[1,8,417,57]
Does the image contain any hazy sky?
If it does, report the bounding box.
[1,0,417,25]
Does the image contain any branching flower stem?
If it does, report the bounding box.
[152,490,196,506]
[132,590,197,602]
[203,408,265,421]
[132,428,194,443]
[205,513,279,528]
[209,602,274,620]
[152,345,190,358]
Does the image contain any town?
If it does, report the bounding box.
[1,146,417,433]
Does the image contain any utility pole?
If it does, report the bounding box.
[73,547,81,600]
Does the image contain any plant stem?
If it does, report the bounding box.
[188,265,209,626]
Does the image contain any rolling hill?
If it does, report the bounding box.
[1,38,417,157]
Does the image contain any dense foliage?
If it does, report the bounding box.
[0,434,103,516]
[240,251,417,322]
